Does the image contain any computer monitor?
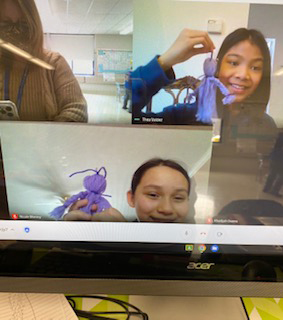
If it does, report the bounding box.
[0,0,283,297]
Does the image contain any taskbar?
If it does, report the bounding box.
[1,221,283,246]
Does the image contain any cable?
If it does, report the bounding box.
[240,297,250,320]
[74,309,115,320]
[66,295,149,320]
[67,296,130,320]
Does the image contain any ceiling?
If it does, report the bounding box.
[34,0,133,35]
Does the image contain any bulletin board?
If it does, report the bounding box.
[97,49,132,74]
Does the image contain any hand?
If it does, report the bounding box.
[158,29,215,71]
[63,199,126,222]
[89,208,127,222]
[63,199,96,221]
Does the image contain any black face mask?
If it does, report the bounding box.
[0,21,31,52]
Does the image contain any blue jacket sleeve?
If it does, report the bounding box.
[130,57,202,125]
[131,56,175,110]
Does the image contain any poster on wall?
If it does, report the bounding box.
[97,49,132,74]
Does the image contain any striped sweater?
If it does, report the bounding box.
[0,50,88,122]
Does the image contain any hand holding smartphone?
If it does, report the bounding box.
[0,101,20,121]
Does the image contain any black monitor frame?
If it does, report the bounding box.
[1,240,283,296]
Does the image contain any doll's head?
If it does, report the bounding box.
[127,158,190,223]
[203,57,217,77]
[70,167,107,194]
[216,28,271,108]
[83,173,106,193]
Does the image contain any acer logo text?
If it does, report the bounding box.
[187,262,215,270]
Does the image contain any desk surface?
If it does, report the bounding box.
[79,296,247,320]
[129,296,247,320]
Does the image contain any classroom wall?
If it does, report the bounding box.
[45,34,132,59]
[44,34,95,60]
[133,0,250,112]
[95,34,133,51]
[248,4,283,127]
[44,34,132,84]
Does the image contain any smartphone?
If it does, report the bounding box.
[0,100,20,121]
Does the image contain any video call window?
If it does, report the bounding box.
[1,0,283,228]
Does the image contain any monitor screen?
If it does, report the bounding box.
[1,0,283,296]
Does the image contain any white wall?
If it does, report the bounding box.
[95,34,132,51]
[44,34,95,60]
[133,0,250,112]
[0,122,212,222]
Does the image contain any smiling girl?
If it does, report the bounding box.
[64,158,191,223]
[127,158,190,223]
[131,28,272,125]
[218,35,264,104]
[128,28,278,222]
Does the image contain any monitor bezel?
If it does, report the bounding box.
[1,239,283,296]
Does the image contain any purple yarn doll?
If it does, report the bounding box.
[186,56,235,124]
[50,167,111,220]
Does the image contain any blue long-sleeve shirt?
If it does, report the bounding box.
[131,56,202,125]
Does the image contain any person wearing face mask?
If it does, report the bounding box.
[0,0,87,122]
